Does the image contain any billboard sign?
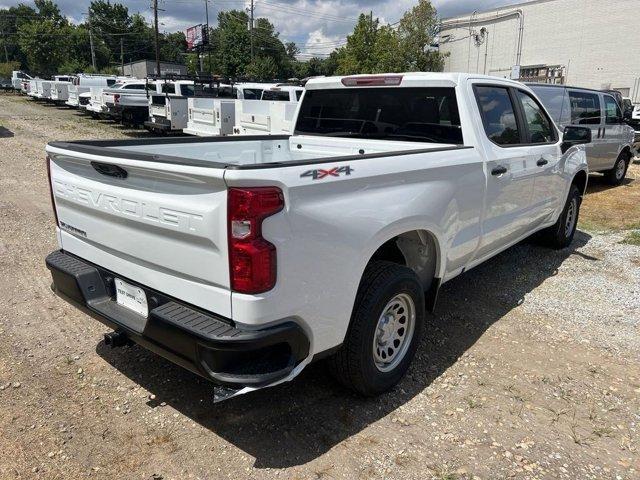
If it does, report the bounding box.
[186,24,206,50]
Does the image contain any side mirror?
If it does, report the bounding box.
[561,126,591,154]
[623,109,633,121]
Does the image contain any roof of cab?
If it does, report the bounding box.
[305,72,525,90]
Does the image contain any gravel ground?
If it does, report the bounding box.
[0,93,639,480]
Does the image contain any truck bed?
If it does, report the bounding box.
[48,135,467,170]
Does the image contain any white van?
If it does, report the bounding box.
[67,75,118,108]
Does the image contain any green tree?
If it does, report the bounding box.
[214,10,251,78]
[18,19,69,75]
[0,61,21,78]
[0,4,38,67]
[371,25,405,73]
[244,56,277,81]
[284,41,299,60]
[336,13,379,75]
[88,0,131,63]
[397,0,445,71]
[161,32,187,64]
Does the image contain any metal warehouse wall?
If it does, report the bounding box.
[120,61,187,78]
[439,0,640,100]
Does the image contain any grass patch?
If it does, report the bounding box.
[579,164,640,232]
[620,231,640,246]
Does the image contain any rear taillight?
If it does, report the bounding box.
[114,94,120,104]
[46,155,59,226]
[228,187,284,294]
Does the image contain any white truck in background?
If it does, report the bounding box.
[38,76,72,101]
[232,85,304,135]
[144,80,196,133]
[102,80,157,126]
[50,78,73,103]
[44,73,591,401]
[87,78,138,116]
[11,70,32,90]
[235,82,277,99]
[184,98,237,136]
[67,75,118,108]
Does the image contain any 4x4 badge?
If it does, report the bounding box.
[300,166,353,180]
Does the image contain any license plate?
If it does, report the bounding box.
[115,278,148,317]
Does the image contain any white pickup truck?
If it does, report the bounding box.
[50,79,73,103]
[231,87,303,136]
[44,73,591,401]
[11,70,32,90]
[184,97,237,136]
[102,80,159,126]
[144,80,196,133]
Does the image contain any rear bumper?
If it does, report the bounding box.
[45,250,310,388]
[144,117,172,132]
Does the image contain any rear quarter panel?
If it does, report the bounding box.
[224,146,485,355]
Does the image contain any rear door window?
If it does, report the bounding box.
[182,85,195,96]
[515,90,556,143]
[243,88,262,99]
[568,90,601,125]
[261,90,291,101]
[475,86,521,145]
[603,95,622,124]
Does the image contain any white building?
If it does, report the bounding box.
[438,0,640,101]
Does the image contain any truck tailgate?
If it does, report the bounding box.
[47,148,232,317]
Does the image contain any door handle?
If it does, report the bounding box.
[537,158,548,167]
[491,166,508,176]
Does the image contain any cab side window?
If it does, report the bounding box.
[475,86,521,145]
[568,91,601,125]
[603,95,622,124]
[515,90,555,143]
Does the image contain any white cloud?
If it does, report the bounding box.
[0,0,526,54]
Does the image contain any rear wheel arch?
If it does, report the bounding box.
[368,229,440,290]
[366,229,442,312]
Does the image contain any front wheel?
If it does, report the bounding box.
[328,261,425,396]
[604,153,629,186]
[539,184,581,249]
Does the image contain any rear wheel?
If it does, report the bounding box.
[539,184,581,249]
[604,152,629,186]
[329,261,425,396]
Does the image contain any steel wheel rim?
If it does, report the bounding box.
[616,159,626,179]
[373,293,416,372]
[565,198,577,237]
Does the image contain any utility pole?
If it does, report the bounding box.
[153,0,161,76]
[120,37,124,73]
[88,17,97,70]
[205,0,211,74]
[249,0,254,62]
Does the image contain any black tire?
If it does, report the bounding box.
[539,184,581,249]
[604,152,629,186]
[329,261,425,396]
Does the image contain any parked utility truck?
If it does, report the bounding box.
[44,73,592,401]
[144,80,196,133]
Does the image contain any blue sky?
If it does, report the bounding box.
[0,0,523,56]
